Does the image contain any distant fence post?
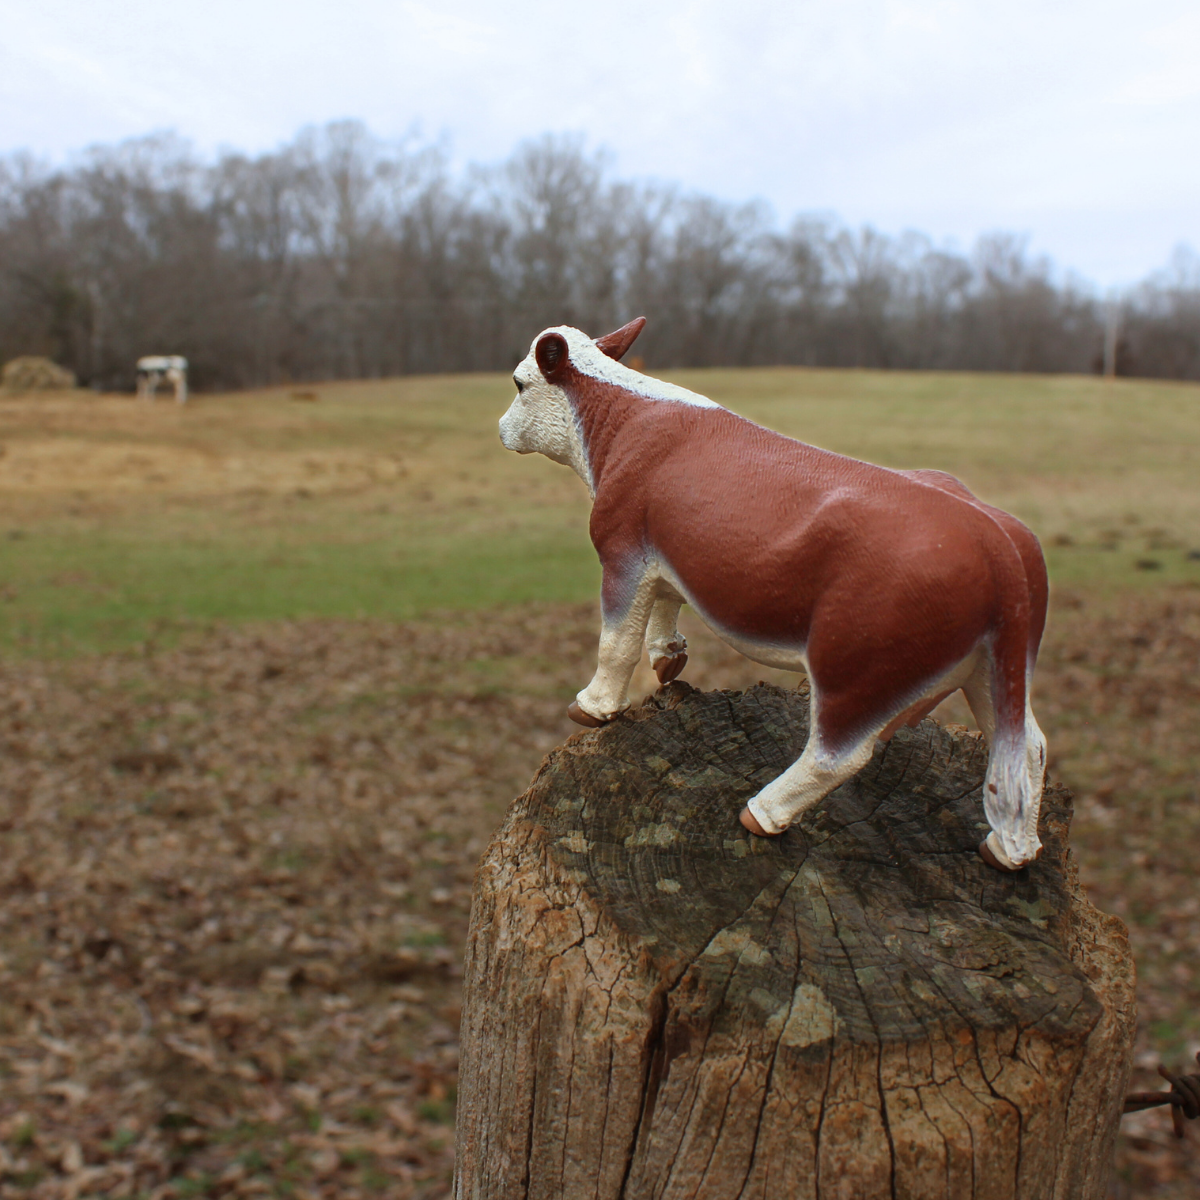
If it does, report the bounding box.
[1104,294,1121,379]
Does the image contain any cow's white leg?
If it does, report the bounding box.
[962,666,996,747]
[645,594,687,684]
[741,718,878,836]
[571,573,657,725]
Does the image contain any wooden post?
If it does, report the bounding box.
[1104,297,1120,380]
[456,682,1135,1200]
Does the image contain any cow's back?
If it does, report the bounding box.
[593,403,1024,652]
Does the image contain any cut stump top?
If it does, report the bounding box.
[518,680,1098,1049]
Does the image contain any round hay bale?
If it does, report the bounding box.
[1,356,77,392]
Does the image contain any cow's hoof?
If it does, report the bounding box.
[740,807,776,837]
[567,701,608,728]
[653,652,688,685]
[978,838,1022,872]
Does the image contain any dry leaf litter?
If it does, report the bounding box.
[0,592,1196,1198]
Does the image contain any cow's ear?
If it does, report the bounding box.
[595,316,646,361]
[536,332,569,379]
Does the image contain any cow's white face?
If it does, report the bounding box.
[498,337,591,488]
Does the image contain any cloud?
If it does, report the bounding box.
[0,0,1197,283]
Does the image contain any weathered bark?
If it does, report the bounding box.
[456,681,1135,1200]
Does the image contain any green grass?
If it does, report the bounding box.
[0,517,598,654]
[1,368,1197,654]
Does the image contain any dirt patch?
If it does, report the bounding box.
[0,593,1196,1196]
[0,440,406,497]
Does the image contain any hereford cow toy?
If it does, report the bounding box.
[499,318,1049,872]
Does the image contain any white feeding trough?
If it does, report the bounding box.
[136,356,188,404]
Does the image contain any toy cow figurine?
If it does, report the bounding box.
[499,318,1049,872]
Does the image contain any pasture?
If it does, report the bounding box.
[0,370,1197,1198]
[0,369,1197,654]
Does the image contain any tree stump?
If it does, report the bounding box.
[456,682,1135,1200]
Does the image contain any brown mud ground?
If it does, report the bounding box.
[0,591,1197,1198]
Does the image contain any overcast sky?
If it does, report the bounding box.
[3,0,1198,287]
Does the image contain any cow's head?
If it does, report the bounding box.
[498,318,646,481]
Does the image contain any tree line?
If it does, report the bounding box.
[1,121,1197,391]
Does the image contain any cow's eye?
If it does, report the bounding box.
[514,377,525,393]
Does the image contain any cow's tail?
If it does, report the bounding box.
[980,554,1046,870]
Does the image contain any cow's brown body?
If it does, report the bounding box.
[500,320,1049,870]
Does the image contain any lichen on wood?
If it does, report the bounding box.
[457,681,1135,1200]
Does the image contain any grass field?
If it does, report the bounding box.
[0,368,1197,653]
[0,369,1197,1198]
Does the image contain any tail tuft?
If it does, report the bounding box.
[983,731,1042,867]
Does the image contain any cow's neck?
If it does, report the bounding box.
[565,377,643,493]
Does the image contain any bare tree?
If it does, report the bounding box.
[0,124,1196,388]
